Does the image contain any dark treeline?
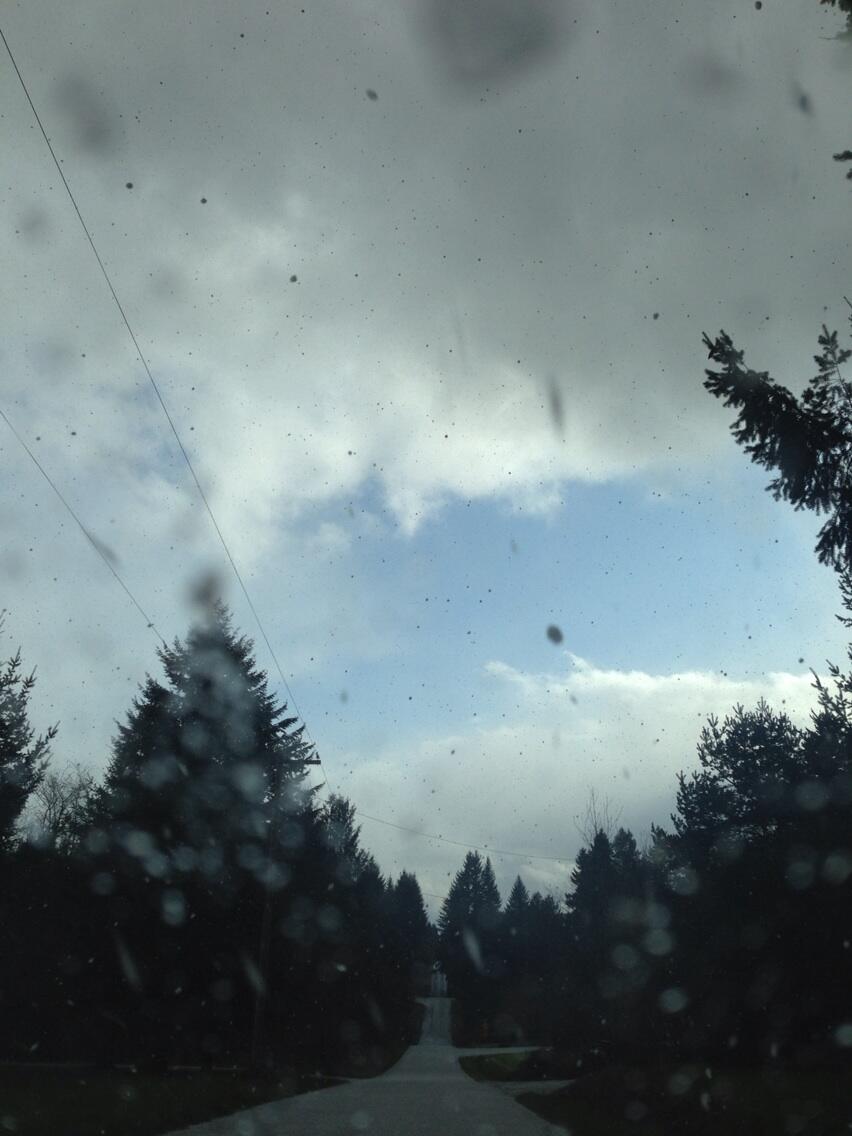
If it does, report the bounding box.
[439,682,852,1066]
[0,604,433,1072]
[439,310,852,1073]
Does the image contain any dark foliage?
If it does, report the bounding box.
[438,851,503,1040]
[820,0,852,26]
[0,615,56,854]
[0,606,432,1073]
[703,312,852,572]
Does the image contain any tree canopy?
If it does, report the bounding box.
[703,312,852,572]
[0,615,56,853]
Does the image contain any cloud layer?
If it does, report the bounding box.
[338,653,821,908]
[1,0,849,901]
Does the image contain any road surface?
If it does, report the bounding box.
[165,998,561,1135]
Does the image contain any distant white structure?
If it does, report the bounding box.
[430,967,448,997]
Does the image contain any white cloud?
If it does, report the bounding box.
[338,654,820,911]
[3,0,849,561]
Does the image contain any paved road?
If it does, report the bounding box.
[165,998,561,1135]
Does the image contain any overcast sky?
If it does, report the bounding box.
[2,0,851,909]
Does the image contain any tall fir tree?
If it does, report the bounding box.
[100,602,313,880]
[393,871,430,958]
[502,875,530,979]
[0,615,56,853]
[703,310,852,572]
[439,851,503,1040]
[89,602,316,1065]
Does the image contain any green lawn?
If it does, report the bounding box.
[459,1048,592,1082]
[513,1062,852,1136]
[459,1051,542,1081]
[0,1066,339,1136]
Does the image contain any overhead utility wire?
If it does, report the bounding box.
[2,27,582,903]
[355,810,572,864]
[0,25,331,792]
[0,406,166,645]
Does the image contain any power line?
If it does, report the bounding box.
[2,25,569,869]
[2,24,582,899]
[355,810,572,864]
[0,406,166,645]
[0,24,331,792]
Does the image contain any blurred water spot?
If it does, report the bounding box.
[793,85,814,115]
[546,624,563,644]
[547,376,564,434]
[659,987,689,1014]
[188,569,225,614]
[161,888,186,926]
[420,0,568,90]
[241,953,266,995]
[463,926,484,972]
[84,528,120,567]
[17,206,50,241]
[0,550,25,580]
[681,53,744,98]
[54,75,117,155]
[114,932,142,991]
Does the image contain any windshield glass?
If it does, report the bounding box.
[2,2,851,1134]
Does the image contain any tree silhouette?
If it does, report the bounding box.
[820,0,852,28]
[0,615,56,854]
[392,870,432,992]
[86,603,316,1065]
[439,852,502,1040]
[502,875,531,977]
[703,312,852,572]
[673,700,806,858]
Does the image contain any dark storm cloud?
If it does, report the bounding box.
[3,0,850,547]
[6,0,849,443]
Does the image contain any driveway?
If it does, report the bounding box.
[164,998,562,1135]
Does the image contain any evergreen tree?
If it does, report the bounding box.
[393,870,431,973]
[501,876,530,984]
[561,826,658,1055]
[438,851,495,962]
[526,890,563,972]
[87,603,316,1065]
[566,829,614,931]
[820,0,852,29]
[439,852,503,1040]
[320,794,373,883]
[672,700,806,861]
[100,602,313,878]
[0,616,56,853]
[479,857,501,931]
[703,311,852,572]
[497,882,566,1043]
[611,828,641,878]
[653,666,852,1061]
[394,871,429,937]
[392,870,432,996]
